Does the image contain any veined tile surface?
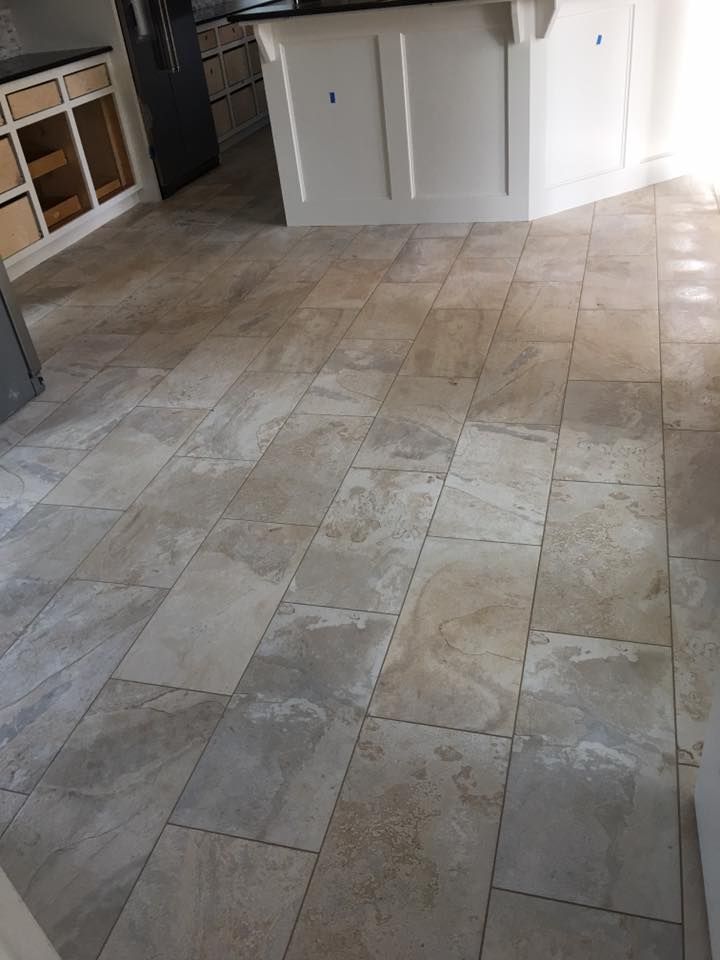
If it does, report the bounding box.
[2,133,714,960]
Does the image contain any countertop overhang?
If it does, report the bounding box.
[0,48,113,85]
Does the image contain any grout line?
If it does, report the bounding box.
[367,713,513,740]
[490,885,683,927]
[164,820,318,857]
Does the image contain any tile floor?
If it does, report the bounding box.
[0,128,716,959]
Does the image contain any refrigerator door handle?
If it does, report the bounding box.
[151,0,181,73]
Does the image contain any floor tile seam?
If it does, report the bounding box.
[163,819,319,857]
[490,884,683,928]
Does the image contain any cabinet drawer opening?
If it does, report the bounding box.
[73,94,134,204]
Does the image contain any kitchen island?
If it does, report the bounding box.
[215,0,700,224]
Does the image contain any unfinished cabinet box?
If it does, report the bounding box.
[255,79,267,114]
[223,46,250,86]
[64,63,111,100]
[231,86,256,127]
[0,195,42,258]
[7,80,62,121]
[211,97,233,138]
[73,94,134,204]
[218,23,244,45]
[0,136,23,193]
[203,55,225,97]
[198,28,217,52]
[248,40,261,76]
[17,112,90,231]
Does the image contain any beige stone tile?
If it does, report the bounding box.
[264,255,333,283]
[431,421,556,544]
[530,203,595,236]
[385,238,463,282]
[77,458,249,588]
[28,305,104,361]
[461,221,529,258]
[496,631,679,921]
[41,334,136,402]
[662,342,720,429]
[413,222,471,239]
[355,376,475,472]
[285,718,509,960]
[436,257,516,309]
[0,401,59,456]
[581,255,659,310]
[302,259,389,309]
[482,890,681,960]
[469,340,571,425]
[516,235,589,282]
[0,446,86,505]
[250,308,355,373]
[495,281,580,341]
[237,224,310,260]
[670,557,720,765]
[296,339,410,416]
[666,429,720,560]
[347,281,438,338]
[571,309,660,380]
[661,279,720,342]
[173,603,395,849]
[154,239,244,282]
[180,372,313,461]
[45,407,205,510]
[100,826,314,960]
[115,520,313,693]
[226,414,371,524]
[184,261,273,312]
[679,765,713,960]
[372,537,539,734]
[657,215,720,284]
[400,308,498,377]
[589,214,656,257]
[26,367,166,450]
[142,337,264,409]
[0,501,33,540]
[0,504,120,655]
[214,279,315,337]
[595,186,656,215]
[555,381,663,485]
[656,176,718,216]
[110,307,223,369]
[283,226,359,261]
[341,224,413,260]
[287,468,443,613]
[532,481,671,645]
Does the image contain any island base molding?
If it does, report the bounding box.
[255,0,710,225]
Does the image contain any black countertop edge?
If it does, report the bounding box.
[0,47,113,85]
[195,0,461,26]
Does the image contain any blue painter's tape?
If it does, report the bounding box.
[596,34,603,45]
[329,91,336,103]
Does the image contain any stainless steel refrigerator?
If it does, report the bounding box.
[0,263,43,424]
[116,0,219,198]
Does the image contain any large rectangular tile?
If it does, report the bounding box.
[0,446,86,506]
[179,371,312,461]
[570,308,660,380]
[40,334,136,402]
[302,259,389,309]
[0,790,24,835]
[341,224,413,261]
[679,765,713,960]
[662,342,720,429]
[225,414,370,524]
[589,214,656,257]
[183,260,273,313]
[530,203,594,236]
[399,308,498,377]
[109,306,224,369]
[372,538,538,735]
[287,468,443,613]
[250,308,355,373]
[462,221,529,259]
[213,279,315,337]
[24,367,166,449]
[295,339,410,416]
[173,603,394,848]
[77,458,249,588]
[657,214,720,283]
[596,186,656,215]
[581,255,659,310]
[99,826,313,960]
[285,718,509,960]
[482,889,682,960]
[115,520,313,693]
[516,234,588,282]
[431,422,557,544]
[0,581,163,793]
[532,481,671,644]
[237,224,310,260]
[141,337,264,409]
[44,407,206,509]
[555,381,663,485]
[0,401,59,456]
[495,631,680,921]
[347,281,439,338]
[670,557,720,764]
[386,238,463,282]
[468,341,571,425]
[435,257,516,309]
[495,281,580,341]
[666,429,720,560]
[0,504,119,655]
[0,680,226,960]
[660,279,720,343]
[355,375,475,472]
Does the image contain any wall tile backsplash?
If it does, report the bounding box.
[0,5,22,60]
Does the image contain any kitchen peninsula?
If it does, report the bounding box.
[214,0,696,224]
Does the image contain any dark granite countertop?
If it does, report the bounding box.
[0,47,112,85]
[195,0,460,25]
